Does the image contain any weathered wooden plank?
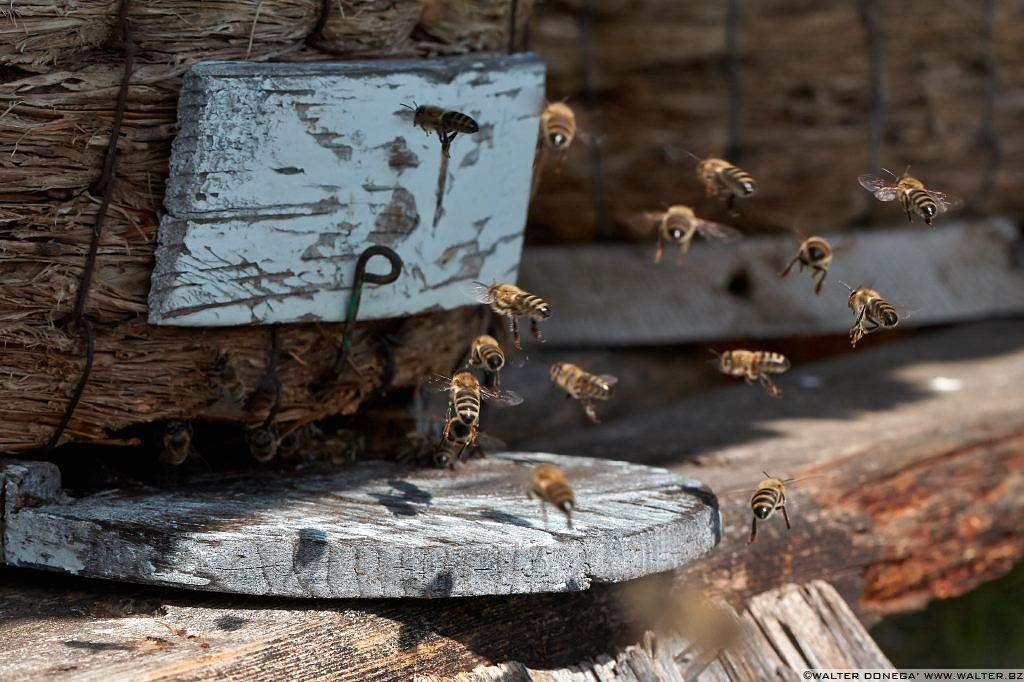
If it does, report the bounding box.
[1,453,719,599]
[517,218,1024,345]
[523,320,1024,622]
[149,55,545,326]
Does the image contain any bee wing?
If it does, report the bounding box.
[473,431,507,450]
[857,174,899,201]
[694,220,742,242]
[926,190,962,215]
[423,375,454,392]
[463,281,494,304]
[481,387,525,407]
[597,374,619,388]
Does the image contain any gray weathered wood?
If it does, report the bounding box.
[149,55,545,326]
[0,453,718,598]
[517,218,1024,345]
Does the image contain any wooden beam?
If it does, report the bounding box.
[523,320,1024,622]
[1,453,719,598]
[517,219,1024,345]
[149,55,545,326]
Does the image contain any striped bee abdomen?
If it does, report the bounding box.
[440,110,479,134]
[906,189,937,218]
[870,299,899,327]
[520,294,551,321]
[751,487,782,519]
[721,165,757,196]
[755,351,791,374]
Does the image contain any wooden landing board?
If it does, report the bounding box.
[517,218,1024,345]
[449,581,892,681]
[149,55,545,326]
[0,453,719,599]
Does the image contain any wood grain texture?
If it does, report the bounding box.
[517,218,1024,346]
[1,453,719,598]
[149,55,545,326]
[523,320,1024,623]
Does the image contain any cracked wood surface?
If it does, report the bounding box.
[149,55,545,326]
[0,453,719,598]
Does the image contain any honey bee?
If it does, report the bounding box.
[748,472,792,544]
[246,424,278,463]
[539,101,577,171]
[212,352,247,407]
[692,155,757,212]
[648,205,741,265]
[467,334,507,390]
[401,102,479,158]
[712,349,790,398]
[779,235,833,295]
[528,463,575,528]
[474,282,551,350]
[427,370,523,428]
[842,282,899,347]
[433,415,478,468]
[858,169,960,227]
[549,362,618,424]
[160,419,193,466]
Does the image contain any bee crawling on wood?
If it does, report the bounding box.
[473,282,551,351]
[689,153,757,213]
[711,349,790,398]
[401,102,479,159]
[841,281,899,348]
[160,419,194,466]
[640,204,741,265]
[748,472,793,544]
[779,234,833,296]
[246,423,279,463]
[858,168,961,227]
[549,362,617,424]
[528,463,575,529]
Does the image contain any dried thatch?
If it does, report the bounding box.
[0,0,524,452]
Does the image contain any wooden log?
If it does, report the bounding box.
[516,218,1024,346]
[0,453,720,598]
[523,319,1024,623]
[150,55,544,326]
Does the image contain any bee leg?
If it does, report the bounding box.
[814,269,827,296]
[727,193,738,214]
[655,236,664,264]
[748,516,758,544]
[582,399,600,424]
[530,319,544,343]
[780,504,791,530]
[554,151,566,174]
[759,375,782,399]
[779,255,800,279]
[509,317,522,351]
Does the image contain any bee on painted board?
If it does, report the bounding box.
[690,154,757,212]
[858,169,960,227]
[529,463,575,529]
[160,419,193,466]
[401,102,479,159]
[748,472,793,544]
[549,362,617,424]
[779,235,833,295]
[473,282,551,351]
[841,282,899,348]
[712,349,790,398]
[426,370,523,429]
[212,352,247,408]
[642,205,741,265]
[246,423,279,463]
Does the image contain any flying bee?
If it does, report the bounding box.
[749,472,792,544]
[549,362,618,424]
[644,205,741,265]
[779,235,833,295]
[160,419,193,466]
[712,349,790,398]
[858,169,960,227]
[432,415,503,468]
[842,282,899,347]
[246,424,279,463]
[212,352,247,407]
[528,463,575,528]
[426,370,524,428]
[691,155,757,212]
[539,101,577,171]
[401,102,479,159]
[473,282,551,350]
[467,334,507,390]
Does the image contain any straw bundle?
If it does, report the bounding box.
[0,0,525,452]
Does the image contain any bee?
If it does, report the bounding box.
[843,283,898,347]
[539,101,577,171]
[648,205,741,265]
[433,415,478,468]
[749,472,792,544]
[160,419,193,466]
[549,362,618,424]
[712,349,790,398]
[858,169,960,227]
[693,155,757,212]
[427,370,523,428]
[467,334,507,389]
[474,282,551,351]
[277,423,324,463]
[246,424,278,463]
[401,102,479,158]
[212,352,247,407]
[779,235,833,295]
[528,463,575,528]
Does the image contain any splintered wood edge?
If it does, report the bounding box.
[0,453,721,599]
